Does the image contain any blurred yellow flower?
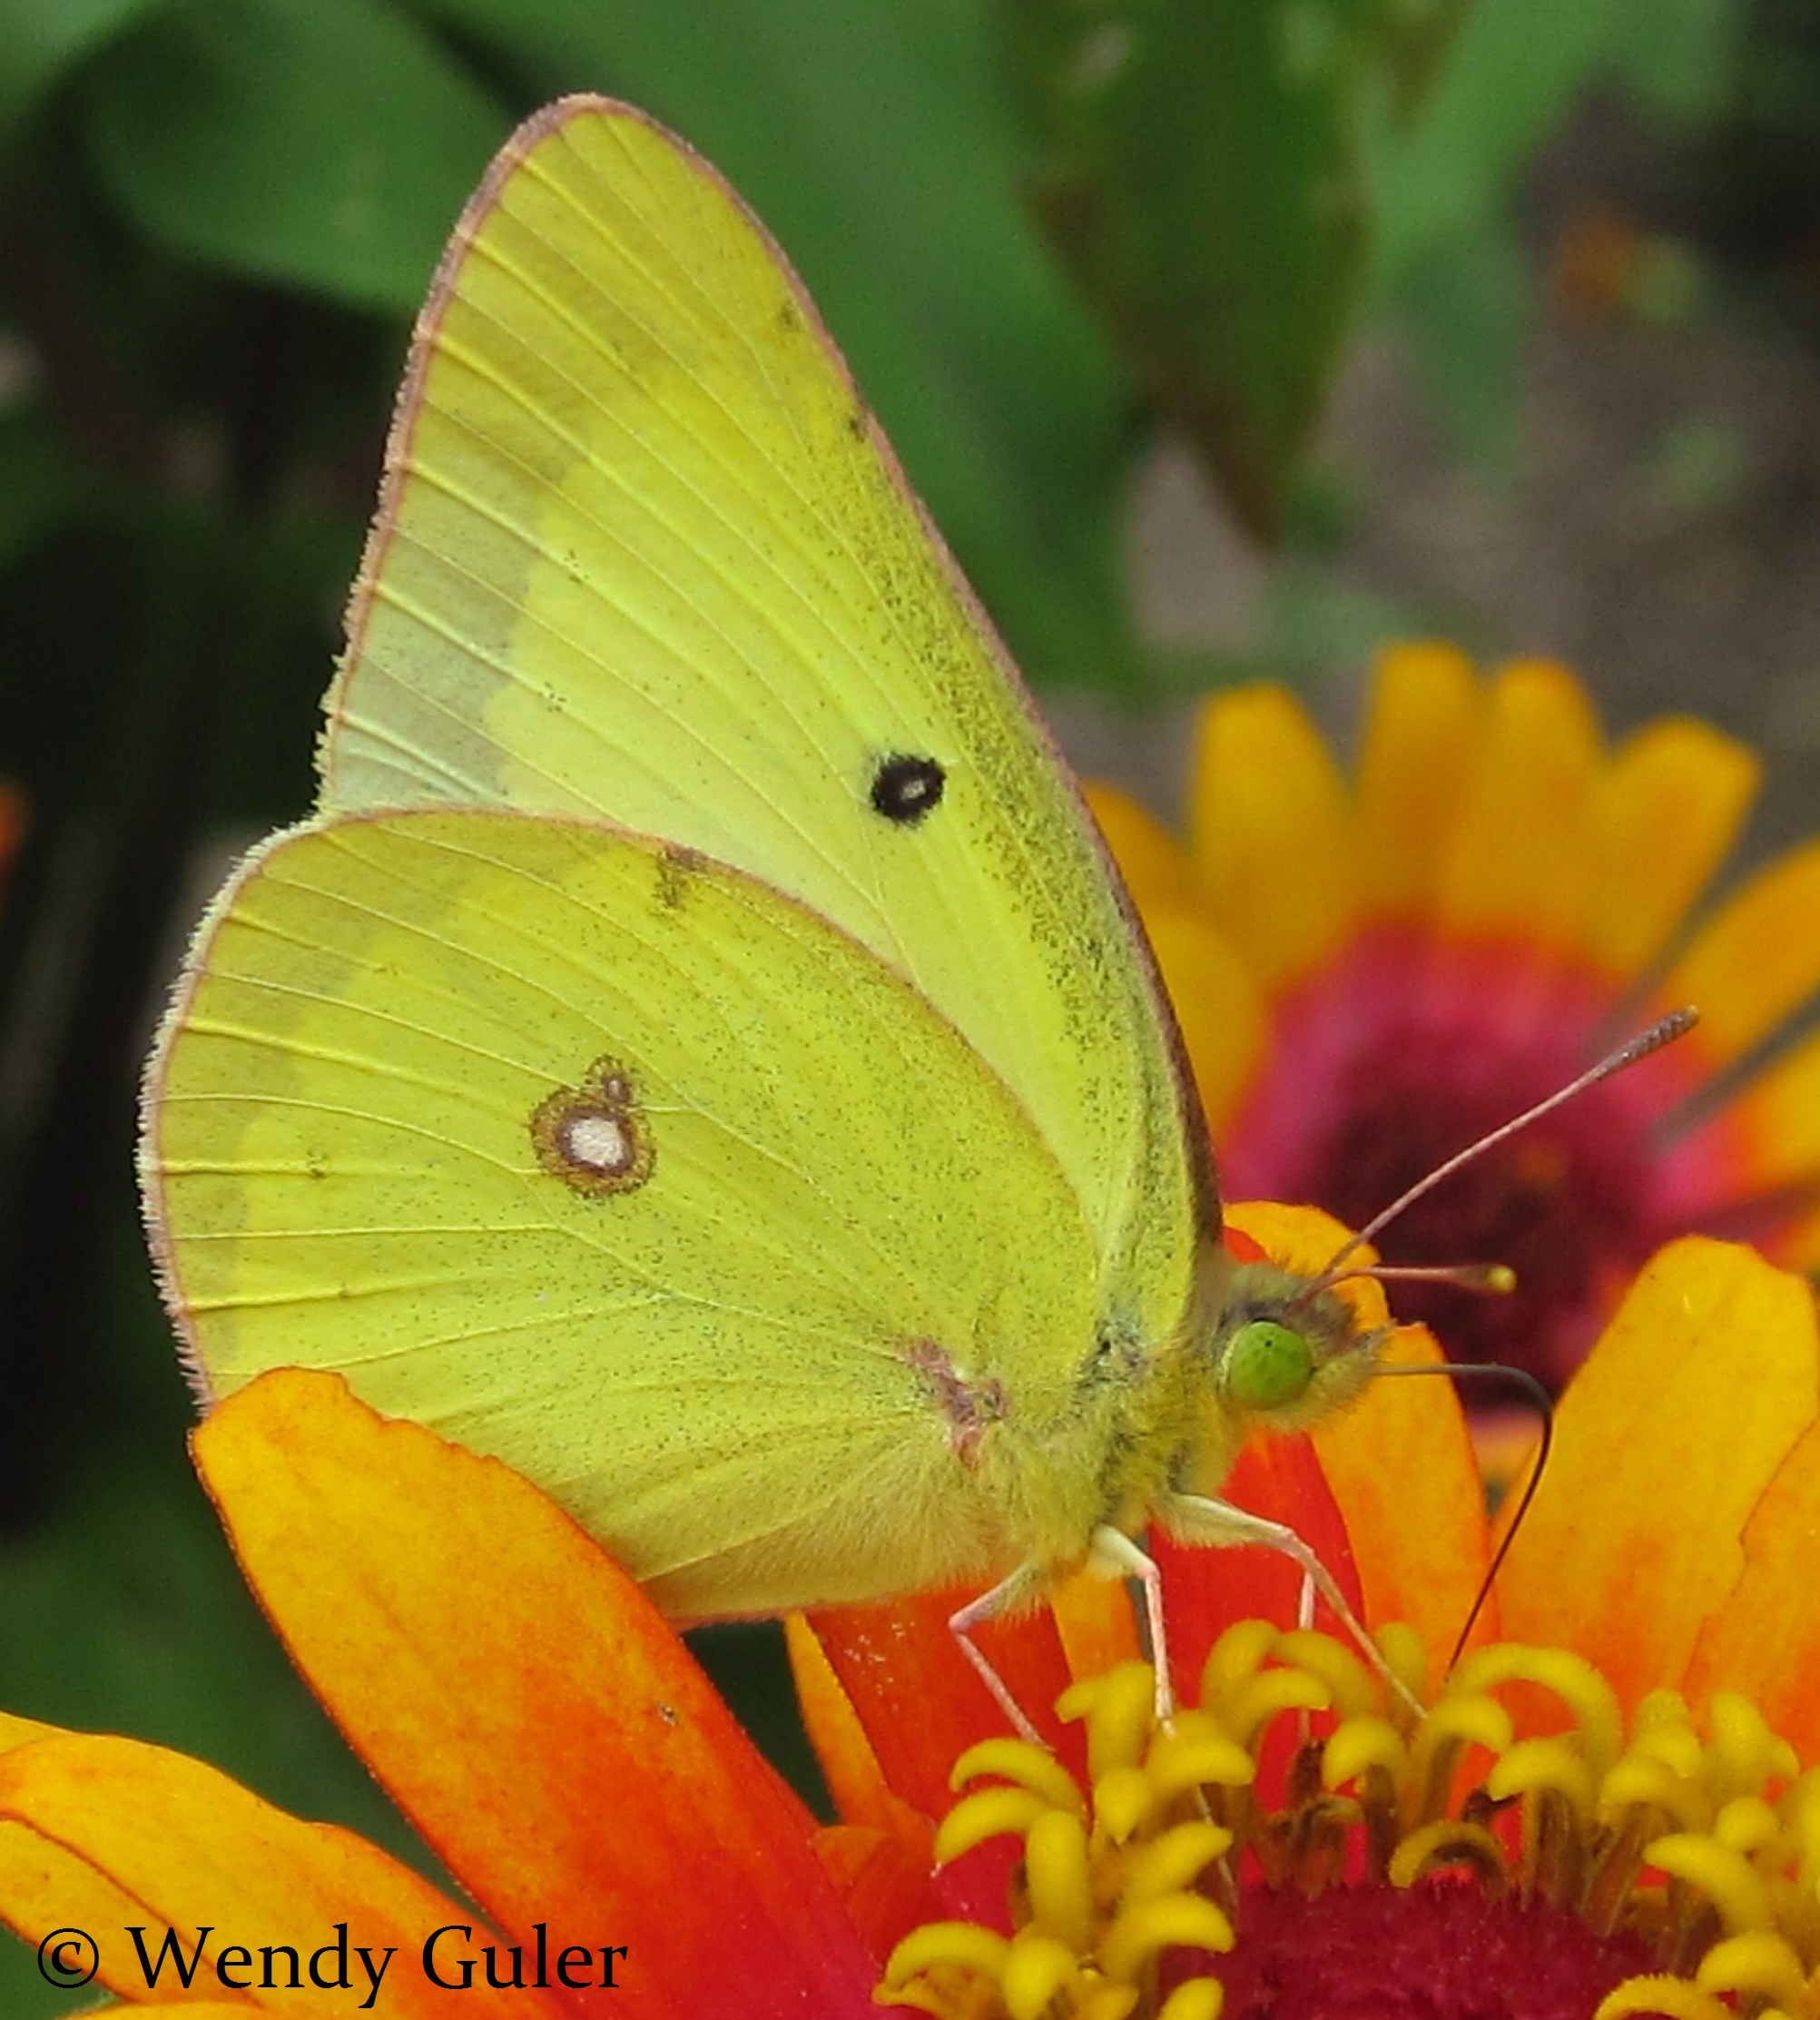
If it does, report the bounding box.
[1090,644,1820,1388]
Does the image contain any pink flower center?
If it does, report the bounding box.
[1205,1878,1658,2019]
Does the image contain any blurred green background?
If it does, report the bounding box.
[0,0,1809,2005]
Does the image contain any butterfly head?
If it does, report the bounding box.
[1205,1249,1388,1437]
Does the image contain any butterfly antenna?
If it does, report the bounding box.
[1372,1359,1554,1671]
[1307,1006,1699,1293]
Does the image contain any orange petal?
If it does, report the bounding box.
[1223,1200,1391,1330]
[783,1615,930,1859]
[1494,1239,1819,1713]
[1141,905,1268,1133]
[1311,1325,1495,1670]
[1434,659,1603,959]
[801,1591,1072,1932]
[1660,838,1820,1065]
[802,1591,1077,1823]
[1188,685,1356,993]
[811,1825,945,1965]
[1683,1419,1820,1760]
[1580,716,1757,980]
[1046,1564,1143,1681]
[195,1369,879,2017]
[1086,783,1201,911]
[0,1729,503,2015]
[1353,641,1486,919]
[1677,1020,1820,1249]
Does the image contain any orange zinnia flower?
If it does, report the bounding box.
[1088,646,1820,1391]
[856,1214,1820,2020]
[0,1373,887,2015]
[3,1214,1814,2018]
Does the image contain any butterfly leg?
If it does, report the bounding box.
[950,1530,1178,1744]
[1085,1524,1175,1726]
[1159,1493,1422,1719]
[948,1572,1048,1747]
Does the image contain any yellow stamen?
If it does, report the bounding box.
[952,1738,1087,1813]
[1120,1822,1233,1905]
[1643,1832,1775,1934]
[1097,1895,1235,1982]
[1322,1713,1406,1789]
[885,1922,1011,1986]
[1001,1932,1082,2020]
[936,1787,1053,1864]
[1387,1818,1509,1887]
[1692,1929,1808,2008]
[1450,1643,1623,1776]
[1146,1718,1254,1803]
[1274,1630,1378,1719]
[1155,1980,1225,2020]
[1484,1735,1597,1816]
[1594,1976,1735,2020]
[1028,1810,1095,1952]
[1060,1662,1159,1782]
[1600,1753,1709,1831]
[880,1626,1820,2020]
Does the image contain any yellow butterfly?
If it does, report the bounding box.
[139,97,1382,1701]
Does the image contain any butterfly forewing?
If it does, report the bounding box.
[320,99,1208,1346]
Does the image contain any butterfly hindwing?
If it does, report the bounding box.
[147,809,1109,1615]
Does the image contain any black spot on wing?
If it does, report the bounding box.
[869,753,945,826]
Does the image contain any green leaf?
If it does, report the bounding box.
[1371,0,1624,280]
[0,0,167,134]
[1000,0,1391,545]
[1388,221,1528,471]
[411,0,1140,689]
[1366,0,1721,467]
[1604,0,1740,122]
[77,0,507,310]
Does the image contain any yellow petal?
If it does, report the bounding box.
[0,1730,505,2016]
[1087,783,1201,911]
[1434,659,1603,956]
[1495,1239,1819,1712]
[1685,1421,1820,1764]
[1660,839,1820,1064]
[1581,717,1757,980]
[0,1792,183,2009]
[1141,905,1268,1134]
[1353,641,1486,918]
[1188,685,1355,993]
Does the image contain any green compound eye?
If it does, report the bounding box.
[1224,1318,1316,1411]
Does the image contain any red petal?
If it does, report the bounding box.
[1155,1434,1364,1703]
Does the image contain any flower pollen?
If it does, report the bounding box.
[882,1624,1820,2020]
